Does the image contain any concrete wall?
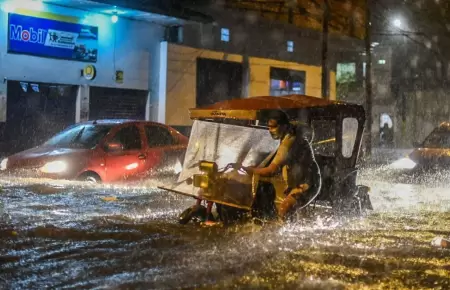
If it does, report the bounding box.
[183,21,322,67]
[165,43,336,127]
[182,8,360,70]
[0,1,165,121]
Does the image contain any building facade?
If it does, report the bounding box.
[338,31,450,150]
[0,0,177,153]
[162,43,336,130]
[158,5,365,133]
[0,0,358,153]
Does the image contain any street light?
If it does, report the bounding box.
[393,18,402,28]
[111,6,119,24]
[111,14,118,23]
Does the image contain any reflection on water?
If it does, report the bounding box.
[0,169,450,289]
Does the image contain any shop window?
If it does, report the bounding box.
[287,40,294,52]
[270,67,305,96]
[337,63,356,83]
[221,28,230,42]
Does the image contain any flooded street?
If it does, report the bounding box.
[1,0,449,288]
[1,167,450,289]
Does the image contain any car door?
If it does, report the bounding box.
[142,125,185,175]
[103,124,147,182]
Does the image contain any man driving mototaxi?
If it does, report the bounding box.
[242,110,316,220]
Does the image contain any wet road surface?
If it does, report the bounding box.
[1,167,450,289]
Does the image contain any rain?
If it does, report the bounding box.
[1,0,450,289]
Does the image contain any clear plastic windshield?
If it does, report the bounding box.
[168,120,279,202]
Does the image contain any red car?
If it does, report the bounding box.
[0,120,188,183]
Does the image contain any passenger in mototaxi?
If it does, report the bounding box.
[242,110,318,222]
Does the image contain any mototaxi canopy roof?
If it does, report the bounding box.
[189,94,365,121]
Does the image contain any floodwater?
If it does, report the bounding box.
[1,167,450,289]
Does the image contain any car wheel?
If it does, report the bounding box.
[79,172,101,184]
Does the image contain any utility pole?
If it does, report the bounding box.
[321,0,330,99]
[242,53,250,98]
[241,16,250,98]
[365,0,373,157]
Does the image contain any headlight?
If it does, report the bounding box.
[0,158,7,171]
[40,161,67,174]
[199,161,217,175]
[193,174,210,189]
[389,157,417,169]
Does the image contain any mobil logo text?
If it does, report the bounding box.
[10,24,47,44]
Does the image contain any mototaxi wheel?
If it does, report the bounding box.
[334,186,372,217]
[356,185,373,211]
[216,204,247,226]
[179,205,213,224]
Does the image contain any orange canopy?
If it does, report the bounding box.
[189,95,363,120]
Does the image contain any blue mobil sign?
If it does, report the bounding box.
[8,13,98,62]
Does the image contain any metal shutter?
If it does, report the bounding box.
[89,87,147,120]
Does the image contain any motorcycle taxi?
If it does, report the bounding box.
[159,95,372,225]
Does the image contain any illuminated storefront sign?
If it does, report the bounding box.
[8,12,98,62]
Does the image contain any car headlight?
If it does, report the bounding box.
[40,161,67,174]
[389,157,417,169]
[0,158,7,171]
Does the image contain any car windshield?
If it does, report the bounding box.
[422,129,450,148]
[44,124,113,149]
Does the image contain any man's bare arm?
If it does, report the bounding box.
[243,163,279,177]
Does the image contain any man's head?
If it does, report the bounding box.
[267,110,290,140]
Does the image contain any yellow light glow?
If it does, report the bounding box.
[125,162,138,170]
[41,161,67,174]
